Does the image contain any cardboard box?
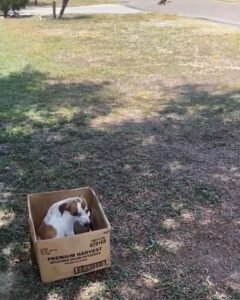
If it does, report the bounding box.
[28,187,111,282]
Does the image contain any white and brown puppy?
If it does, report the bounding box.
[38,197,91,240]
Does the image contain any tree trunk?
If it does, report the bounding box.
[58,0,69,18]
[35,0,38,5]
[3,9,8,17]
[52,1,56,18]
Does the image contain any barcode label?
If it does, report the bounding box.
[74,260,107,274]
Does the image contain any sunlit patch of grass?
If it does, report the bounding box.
[142,273,159,288]
[25,106,79,125]
[0,124,34,143]
[162,218,179,230]
[154,271,212,299]
[80,281,106,299]
[180,209,196,223]
[0,209,15,228]
[158,238,183,254]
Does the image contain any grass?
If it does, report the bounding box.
[0,13,240,300]
[219,0,240,2]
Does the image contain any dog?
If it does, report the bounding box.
[158,0,167,5]
[38,197,91,240]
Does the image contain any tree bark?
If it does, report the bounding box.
[35,0,38,5]
[52,1,56,18]
[58,0,69,18]
[3,9,8,17]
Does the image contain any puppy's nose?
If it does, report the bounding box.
[84,222,90,227]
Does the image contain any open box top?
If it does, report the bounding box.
[28,187,110,242]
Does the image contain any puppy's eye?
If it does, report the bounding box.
[86,209,89,214]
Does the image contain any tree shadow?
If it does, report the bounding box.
[27,1,50,6]
[42,14,94,20]
[0,67,121,299]
[59,14,94,20]
[0,69,239,299]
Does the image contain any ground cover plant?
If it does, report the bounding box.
[0,13,240,299]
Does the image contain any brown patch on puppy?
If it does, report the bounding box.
[58,197,88,216]
[59,200,78,216]
[68,200,78,216]
[59,202,68,215]
[38,222,57,240]
[81,198,88,210]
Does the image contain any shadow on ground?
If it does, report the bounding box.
[0,68,239,299]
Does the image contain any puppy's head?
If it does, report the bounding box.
[59,197,91,227]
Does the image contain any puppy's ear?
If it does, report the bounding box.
[59,203,68,216]
[59,200,78,216]
[69,200,78,215]
[81,198,88,210]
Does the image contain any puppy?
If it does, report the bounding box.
[38,197,91,240]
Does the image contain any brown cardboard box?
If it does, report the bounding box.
[28,187,111,282]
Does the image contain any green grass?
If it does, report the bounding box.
[0,13,240,300]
